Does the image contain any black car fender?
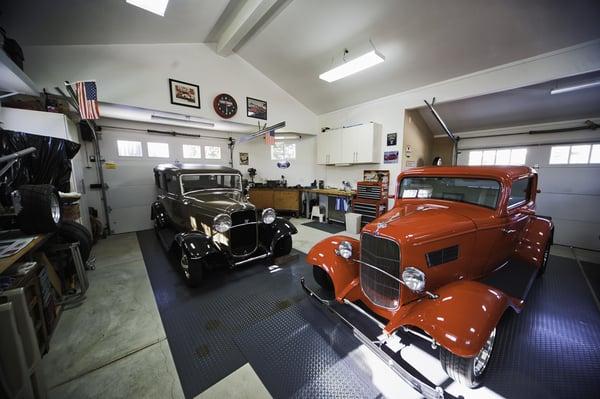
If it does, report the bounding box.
[259,217,297,252]
[175,231,220,260]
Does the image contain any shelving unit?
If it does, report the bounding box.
[0,49,39,96]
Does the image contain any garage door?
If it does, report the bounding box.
[458,143,600,250]
[85,122,230,234]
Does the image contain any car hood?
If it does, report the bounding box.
[184,191,255,215]
[362,202,477,245]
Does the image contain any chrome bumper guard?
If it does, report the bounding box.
[300,277,445,399]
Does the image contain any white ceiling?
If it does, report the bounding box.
[2,0,600,114]
[416,70,600,135]
[0,0,231,45]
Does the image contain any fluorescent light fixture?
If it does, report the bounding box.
[550,80,600,95]
[275,134,301,140]
[151,113,214,127]
[319,50,385,82]
[126,0,169,16]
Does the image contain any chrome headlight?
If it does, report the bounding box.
[337,241,352,259]
[402,267,426,292]
[262,208,276,224]
[213,214,232,233]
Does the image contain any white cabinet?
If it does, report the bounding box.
[316,128,342,164]
[317,122,381,165]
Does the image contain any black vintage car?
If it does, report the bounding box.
[151,163,297,286]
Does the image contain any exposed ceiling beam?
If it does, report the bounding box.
[211,0,288,56]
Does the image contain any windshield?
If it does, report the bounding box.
[399,177,500,209]
[180,173,242,194]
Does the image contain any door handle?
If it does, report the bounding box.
[501,228,516,235]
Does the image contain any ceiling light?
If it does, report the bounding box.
[126,0,169,16]
[550,80,600,95]
[319,50,385,83]
[275,134,301,140]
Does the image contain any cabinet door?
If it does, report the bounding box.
[273,190,299,212]
[316,132,329,164]
[329,129,343,164]
[249,190,273,209]
[341,124,373,164]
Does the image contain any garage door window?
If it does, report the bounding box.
[549,144,597,164]
[183,144,202,159]
[147,142,169,158]
[117,140,143,157]
[204,146,221,160]
[468,148,527,166]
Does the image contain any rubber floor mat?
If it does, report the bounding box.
[581,261,600,303]
[302,221,345,234]
[138,229,600,399]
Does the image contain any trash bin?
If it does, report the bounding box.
[345,212,362,234]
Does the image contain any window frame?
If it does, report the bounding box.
[548,143,600,165]
[506,177,532,210]
[116,139,143,158]
[467,147,527,166]
[147,142,170,158]
[182,144,203,159]
[179,173,242,195]
[270,142,297,161]
[204,145,222,160]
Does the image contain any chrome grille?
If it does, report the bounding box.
[360,233,401,308]
[229,210,257,256]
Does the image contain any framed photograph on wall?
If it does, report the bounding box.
[169,79,200,108]
[247,97,267,120]
[384,150,399,164]
[239,152,249,165]
[387,132,397,146]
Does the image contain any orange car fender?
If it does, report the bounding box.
[306,235,361,301]
[385,280,521,358]
[514,216,554,269]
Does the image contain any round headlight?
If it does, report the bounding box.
[337,241,353,259]
[262,208,276,224]
[402,267,426,292]
[213,214,232,233]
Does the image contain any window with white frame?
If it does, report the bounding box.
[270,142,296,160]
[147,142,170,158]
[549,144,599,165]
[204,145,222,160]
[467,148,527,166]
[117,140,143,157]
[183,144,202,159]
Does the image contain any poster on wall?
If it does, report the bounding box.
[169,79,200,108]
[387,132,397,146]
[247,97,267,120]
[239,152,249,165]
[384,151,399,164]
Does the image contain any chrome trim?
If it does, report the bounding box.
[360,232,402,310]
[233,252,271,266]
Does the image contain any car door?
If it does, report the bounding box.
[488,177,533,268]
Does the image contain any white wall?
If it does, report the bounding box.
[317,40,600,193]
[23,43,318,135]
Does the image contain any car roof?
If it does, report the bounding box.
[154,163,241,175]
[400,165,534,181]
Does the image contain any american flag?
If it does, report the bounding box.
[265,129,276,145]
[76,81,100,120]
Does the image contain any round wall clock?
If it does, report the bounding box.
[213,93,237,118]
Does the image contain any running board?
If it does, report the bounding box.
[300,278,445,399]
[233,252,271,266]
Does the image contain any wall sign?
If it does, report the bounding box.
[239,152,249,165]
[387,132,397,146]
[169,79,200,108]
[384,151,399,164]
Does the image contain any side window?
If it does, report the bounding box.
[508,178,531,208]
[154,171,160,188]
[160,173,168,191]
[166,174,179,194]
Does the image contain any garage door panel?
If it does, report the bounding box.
[551,218,600,250]
[108,185,157,209]
[103,163,157,187]
[538,166,600,195]
[110,206,153,234]
[536,193,600,223]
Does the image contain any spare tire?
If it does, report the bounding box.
[16,185,62,233]
[56,221,93,262]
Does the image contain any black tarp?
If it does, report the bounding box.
[0,128,80,205]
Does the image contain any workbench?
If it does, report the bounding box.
[301,188,355,223]
[248,187,302,216]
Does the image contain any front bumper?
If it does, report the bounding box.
[301,277,445,399]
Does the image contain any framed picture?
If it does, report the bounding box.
[387,132,397,146]
[384,150,399,164]
[169,79,200,108]
[247,97,267,120]
[239,152,249,165]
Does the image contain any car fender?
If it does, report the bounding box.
[151,201,168,228]
[175,231,219,260]
[306,235,361,301]
[385,280,521,358]
[259,217,298,251]
[514,215,554,269]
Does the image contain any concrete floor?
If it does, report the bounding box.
[41,218,598,398]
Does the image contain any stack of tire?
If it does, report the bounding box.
[16,184,92,263]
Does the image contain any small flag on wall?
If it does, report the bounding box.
[76,81,100,120]
[265,130,275,145]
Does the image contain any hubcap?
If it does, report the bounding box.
[473,328,496,377]
[180,253,191,279]
[50,194,61,223]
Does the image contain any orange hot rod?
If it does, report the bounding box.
[302,166,553,398]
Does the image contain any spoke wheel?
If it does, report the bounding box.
[473,328,496,377]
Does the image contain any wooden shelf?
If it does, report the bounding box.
[0,49,38,95]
